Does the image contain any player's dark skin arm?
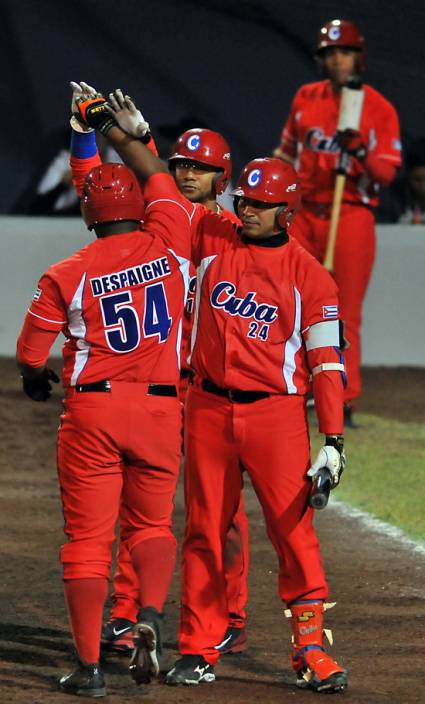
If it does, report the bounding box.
[103,126,168,182]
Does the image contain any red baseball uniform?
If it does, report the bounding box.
[178,210,345,664]
[278,80,401,403]
[17,172,194,662]
[69,132,250,640]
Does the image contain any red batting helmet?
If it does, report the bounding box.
[232,158,301,207]
[81,163,144,230]
[168,128,232,194]
[317,19,365,70]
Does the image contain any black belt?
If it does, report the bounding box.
[201,379,270,404]
[75,380,177,397]
[75,380,112,392]
[180,368,193,380]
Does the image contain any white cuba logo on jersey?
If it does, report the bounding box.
[286,183,298,192]
[328,26,341,40]
[33,287,42,301]
[247,169,262,187]
[186,134,201,151]
[211,281,278,323]
[306,128,339,154]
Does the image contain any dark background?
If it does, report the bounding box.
[2,0,424,213]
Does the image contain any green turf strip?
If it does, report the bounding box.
[311,414,425,544]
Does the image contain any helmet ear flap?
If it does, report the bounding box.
[275,204,289,230]
[233,195,240,218]
[212,170,227,195]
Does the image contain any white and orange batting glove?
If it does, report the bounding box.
[307,436,346,488]
[107,89,150,140]
[69,81,100,133]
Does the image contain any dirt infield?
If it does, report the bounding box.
[1,358,424,704]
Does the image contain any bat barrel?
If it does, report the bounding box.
[309,467,333,510]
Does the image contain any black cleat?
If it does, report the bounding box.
[59,661,106,697]
[100,617,135,654]
[165,654,215,685]
[129,607,162,685]
[214,626,247,654]
[293,646,348,694]
[296,668,348,693]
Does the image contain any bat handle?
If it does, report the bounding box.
[337,148,350,175]
[309,467,333,510]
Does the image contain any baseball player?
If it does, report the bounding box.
[274,19,401,426]
[160,157,348,692]
[68,85,249,657]
[17,110,195,696]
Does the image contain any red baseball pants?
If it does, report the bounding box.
[57,382,182,576]
[109,374,249,627]
[179,384,328,665]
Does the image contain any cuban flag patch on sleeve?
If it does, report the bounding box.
[33,287,42,301]
[322,304,338,319]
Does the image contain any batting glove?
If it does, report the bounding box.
[69,81,99,133]
[107,89,151,142]
[307,436,346,488]
[22,368,60,402]
[74,92,118,136]
[336,129,368,161]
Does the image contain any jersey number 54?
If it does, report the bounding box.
[100,283,172,353]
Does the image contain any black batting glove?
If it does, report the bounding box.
[22,368,60,402]
[336,129,368,161]
[75,95,118,135]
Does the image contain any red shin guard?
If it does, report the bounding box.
[288,601,347,691]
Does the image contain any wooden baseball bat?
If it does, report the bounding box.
[324,172,346,272]
[324,80,364,273]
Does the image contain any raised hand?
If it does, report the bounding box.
[108,89,151,141]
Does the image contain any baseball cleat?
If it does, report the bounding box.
[100,617,135,655]
[165,655,215,685]
[214,626,247,654]
[292,647,348,693]
[59,661,106,697]
[129,607,162,685]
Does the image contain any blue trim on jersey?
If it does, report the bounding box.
[334,346,347,388]
[70,129,97,159]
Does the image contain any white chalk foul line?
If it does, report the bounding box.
[328,498,425,558]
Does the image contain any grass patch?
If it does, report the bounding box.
[310,414,425,544]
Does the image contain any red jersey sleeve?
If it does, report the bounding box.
[299,254,344,435]
[190,206,240,267]
[368,90,402,166]
[143,172,195,260]
[277,89,302,161]
[17,272,66,367]
[70,153,102,196]
[24,272,67,331]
